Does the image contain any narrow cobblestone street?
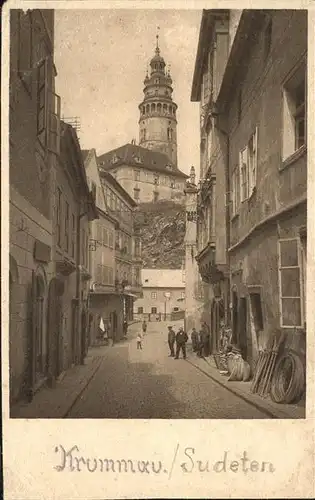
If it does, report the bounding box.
[66,322,269,419]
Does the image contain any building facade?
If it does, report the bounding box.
[98,169,143,332]
[83,148,123,345]
[97,143,187,205]
[184,167,204,333]
[9,9,98,406]
[191,10,230,352]
[191,9,307,369]
[134,269,185,322]
[9,9,59,403]
[53,122,97,376]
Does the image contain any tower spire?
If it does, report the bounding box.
[156,26,160,55]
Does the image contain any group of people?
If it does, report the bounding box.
[167,326,189,359]
[136,320,212,359]
[190,323,212,358]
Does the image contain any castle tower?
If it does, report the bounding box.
[138,33,178,166]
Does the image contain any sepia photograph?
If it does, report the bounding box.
[7,5,307,423]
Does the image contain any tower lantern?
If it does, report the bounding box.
[138,33,178,167]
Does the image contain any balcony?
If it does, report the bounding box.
[195,240,228,284]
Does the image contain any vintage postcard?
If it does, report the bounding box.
[2,0,315,498]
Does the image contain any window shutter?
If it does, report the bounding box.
[254,126,258,186]
[37,58,48,140]
[48,91,61,154]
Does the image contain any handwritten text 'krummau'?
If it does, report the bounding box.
[54,445,276,475]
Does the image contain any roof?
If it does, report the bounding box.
[191,9,229,102]
[98,170,137,207]
[97,143,188,179]
[60,123,98,220]
[141,269,185,289]
[81,149,90,162]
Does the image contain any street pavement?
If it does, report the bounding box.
[67,321,269,419]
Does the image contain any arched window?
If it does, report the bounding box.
[173,107,176,115]
[157,103,162,113]
[167,128,170,140]
[143,129,146,140]
[163,104,167,114]
[152,103,156,112]
[169,105,172,114]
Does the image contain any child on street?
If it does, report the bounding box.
[136,332,143,350]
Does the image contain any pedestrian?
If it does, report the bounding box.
[167,325,176,357]
[191,327,198,352]
[123,320,128,337]
[197,329,204,357]
[201,322,210,357]
[136,332,143,350]
[142,320,147,335]
[175,327,188,359]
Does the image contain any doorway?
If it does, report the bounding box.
[81,309,87,364]
[232,291,238,345]
[238,297,248,360]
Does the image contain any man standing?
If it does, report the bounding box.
[123,320,128,337]
[191,327,198,352]
[175,327,188,360]
[167,326,175,357]
[201,322,210,357]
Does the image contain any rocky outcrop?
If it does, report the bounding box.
[134,200,186,269]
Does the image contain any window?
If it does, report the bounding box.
[134,238,141,257]
[154,175,159,185]
[71,214,75,258]
[134,169,140,181]
[108,230,114,249]
[37,58,48,145]
[282,62,306,160]
[56,188,62,246]
[135,268,141,285]
[249,293,264,333]
[64,201,69,252]
[240,147,249,202]
[248,128,258,195]
[278,238,303,327]
[103,228,109,247]
[231,164,240,216]
[153,191,159,202]
[91,182,97,202]
[138,307,144,314]
[18,12,32,91]
[151,292,157,299]
[181,292,185,299]
[82,229,86,267]
[134,187,140,201]
[151,307,157,314]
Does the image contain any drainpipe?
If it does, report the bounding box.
[76,202,89,365]
[213,116,230,327]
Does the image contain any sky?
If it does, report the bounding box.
[54,9,202,176]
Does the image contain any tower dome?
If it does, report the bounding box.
[138,33,178,167]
